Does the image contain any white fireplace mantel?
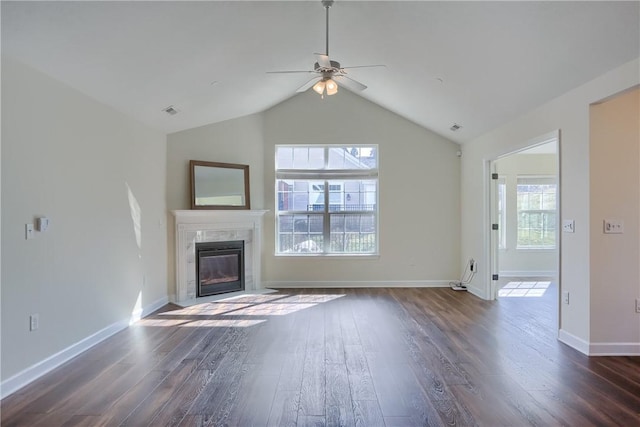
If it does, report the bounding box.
[172,210,268,305]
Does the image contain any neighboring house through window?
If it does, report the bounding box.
[275,145,378,255]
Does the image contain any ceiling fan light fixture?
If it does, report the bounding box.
[313,79,326,94]
[325,78,338,95]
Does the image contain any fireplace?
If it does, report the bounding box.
[196,240,245,297]
[172,209,267,304]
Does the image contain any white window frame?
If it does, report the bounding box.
[275,145,379,256]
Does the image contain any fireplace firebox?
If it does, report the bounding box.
[195,240,245,297]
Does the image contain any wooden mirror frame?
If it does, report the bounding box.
[190,160,251,210]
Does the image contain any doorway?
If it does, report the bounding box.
[489,135,560,311]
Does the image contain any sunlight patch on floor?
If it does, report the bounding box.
[137,293,346,327]
[498,281,550,297]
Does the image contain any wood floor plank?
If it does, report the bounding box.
[186,350,248,417]
[449,373,558,426]
[298,351,326,418]
[118,361,198,426]
[324,303,345,365]
[325,362,355,426]
[268,389,300,427]
[222,368,279,427]
[276,339,307,392]
[352,399,385,427]
[146,368,215,426]
[365,351,413,418]
[344,344,376,401]
[297,415,326,427]
[60,415,103,427]
[92,368,171,426]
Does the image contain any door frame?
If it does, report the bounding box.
[484,130,561,304]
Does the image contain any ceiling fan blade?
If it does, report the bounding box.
[267,70,315,74]
[315,54,332,69]
[341,64,387,70]
[296,77,322,92]
[334,75,367,91]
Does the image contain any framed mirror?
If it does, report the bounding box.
[190,160,250,210]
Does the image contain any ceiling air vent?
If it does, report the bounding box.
[450,123,462,132]
[163,105,178,116]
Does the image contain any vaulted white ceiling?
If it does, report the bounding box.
[2,1,638,143]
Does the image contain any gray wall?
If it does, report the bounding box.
[1,58,168,383]
[263,90,461,286]
[166,89,461,289]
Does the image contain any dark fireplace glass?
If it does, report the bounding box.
[196,240,244,297]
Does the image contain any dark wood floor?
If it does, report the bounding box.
[2,286,640,426]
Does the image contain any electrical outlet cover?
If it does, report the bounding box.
[603,219,624,234]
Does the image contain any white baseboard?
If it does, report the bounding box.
[558,329,590,355]
[0,295,169,399]
[558,329,640,355]
[588,341,640,356]
[465,285,488,300]
[264,280,454,289]
[499,271,556,278]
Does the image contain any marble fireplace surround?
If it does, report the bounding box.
[172,210,268,306]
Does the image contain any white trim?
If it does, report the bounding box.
[466,284,489,300]
[558,329,590,355]
[498,271,556,278]
[0,295,168,399]
[485,130,560,301]
[588,342,640,356]
[274,254,380,259]
[558,329,640,356]
[264,280,454,288]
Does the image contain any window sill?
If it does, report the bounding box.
[515,247,556,252]
[275,253,380,260]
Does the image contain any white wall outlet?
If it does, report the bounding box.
[30,314,39,331]
[603,219,624,234]
[562,291,570,305]
[636,299,640,313]
[562,219,575,233]
[25,224,35,240]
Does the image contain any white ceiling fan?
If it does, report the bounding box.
[268,0,385,97]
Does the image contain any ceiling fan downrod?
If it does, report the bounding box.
[322,0,334,56]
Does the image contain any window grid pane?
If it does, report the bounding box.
[330,214,376,253]
[517,178,556,248]
[277,214,324,253]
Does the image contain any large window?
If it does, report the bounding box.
[517,176,557,249]
[276,145,378,255]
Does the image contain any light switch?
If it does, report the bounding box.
[562,219,575,233]
[25,224,35,240]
